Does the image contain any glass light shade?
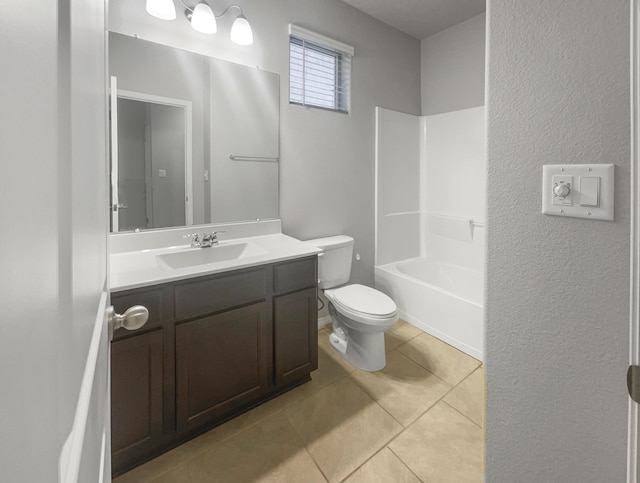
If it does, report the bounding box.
[145,0,176,20]
[230,15,253,45]
[191,2,217,34]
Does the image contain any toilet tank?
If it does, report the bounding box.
[304,235,354,289]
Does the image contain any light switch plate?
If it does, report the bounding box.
[542,164,614,221]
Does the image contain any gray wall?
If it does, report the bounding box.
[209,61,279,223]
[109,0,421,285]
[486,1,629,481]
[421,13,485,115]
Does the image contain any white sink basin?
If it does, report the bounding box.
[156,242,268,270]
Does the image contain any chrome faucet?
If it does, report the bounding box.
[201,231,225,248]
[183,233,201,248]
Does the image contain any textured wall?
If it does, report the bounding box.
[421,13,486,115]
[486,1,630,481]
[109,0,422,286]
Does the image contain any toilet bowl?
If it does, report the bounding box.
[304,236,398,371]
[325,284,397,371]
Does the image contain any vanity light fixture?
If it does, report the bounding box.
[147,0,253,45]
[145,0,176,20]
[190,1,217,34]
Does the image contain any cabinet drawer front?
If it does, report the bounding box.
[273,257,317,294]
[112,287,165,340]
[174,268,267,319]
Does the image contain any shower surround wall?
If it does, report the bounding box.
[374,106,486,360]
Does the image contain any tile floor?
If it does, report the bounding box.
[115,320,485,483]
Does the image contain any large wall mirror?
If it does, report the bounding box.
[109,32,280,233]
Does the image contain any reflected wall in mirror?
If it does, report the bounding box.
[109,32,280,233]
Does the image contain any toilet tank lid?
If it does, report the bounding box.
[304,235,354,250]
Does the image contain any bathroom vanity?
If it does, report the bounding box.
[109,226,320,476]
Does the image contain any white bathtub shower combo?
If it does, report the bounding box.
[375,106,485,360]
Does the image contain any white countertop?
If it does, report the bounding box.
[110,233,321,292]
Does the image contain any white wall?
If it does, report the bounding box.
[375,107,421,265]
[486,1,630,481]
[423,107,485,271]
[1,0,108,480]
[421,13,485,115]
[109,0,422,285]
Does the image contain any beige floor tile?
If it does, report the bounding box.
[444,366,485,427]
[317,329,358,373]
[150,413,326,483]
[285,378,403,483]
[117,333,348,482]
[295,340,350,398]
[178,383,306,459]
[397,332,481,386]
[350,350,451,426]
[113,444,196,483]
[344,447,420,483]
[389,401,484,483]
[385,319,423,352]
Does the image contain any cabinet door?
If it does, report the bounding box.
[274,287,318,387]
[175,302,271,433]
[111,330,164,473]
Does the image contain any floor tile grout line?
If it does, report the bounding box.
[441,399,484,430]
[441,365,485,428]
[281,415,331,482]
[338,445,389,482]
[395,340,482,388]
[345,373,407,430]
[345,350,454,430]
[386,444,424,482]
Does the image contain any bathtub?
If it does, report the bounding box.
[375,257,484,361]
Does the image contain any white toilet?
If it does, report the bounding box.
[305,235,398,371]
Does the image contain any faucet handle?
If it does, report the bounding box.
[201,231,225,246]
[183,232,200,247]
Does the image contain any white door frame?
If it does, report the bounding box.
[110,76,120,232]
[629,1,640,481]
[112,87,194,229]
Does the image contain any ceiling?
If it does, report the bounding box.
[340,0,486,40]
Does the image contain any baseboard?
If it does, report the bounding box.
[318,315,332,330]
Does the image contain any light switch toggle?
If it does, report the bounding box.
[579,176,600,207]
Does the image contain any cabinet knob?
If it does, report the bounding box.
[108,305,149,341]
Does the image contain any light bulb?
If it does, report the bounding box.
[191,2,217,34]
[145,0,176,20]
[230,14,253,45]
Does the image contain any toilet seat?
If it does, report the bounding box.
[327,284,397,326]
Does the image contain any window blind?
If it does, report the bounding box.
[289,25,354,113]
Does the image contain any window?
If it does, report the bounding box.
[289,25,354,113]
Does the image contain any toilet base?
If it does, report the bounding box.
[330,329,386,371]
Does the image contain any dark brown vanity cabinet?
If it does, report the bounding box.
[175,301,272,432]
[110,256,318,476]
[274,287,318,387]
[110,286,168,472]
